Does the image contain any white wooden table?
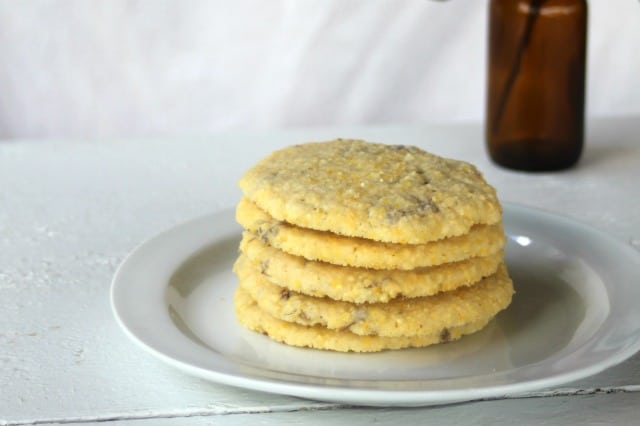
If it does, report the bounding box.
[2,118,639,425]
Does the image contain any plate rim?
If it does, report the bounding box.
[110,203,640,406]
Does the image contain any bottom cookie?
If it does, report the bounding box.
[234,286,492,353]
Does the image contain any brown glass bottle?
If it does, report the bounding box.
[486,0,587,171]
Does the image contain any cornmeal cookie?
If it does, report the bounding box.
[234,286,492,352]
[233,139,512,352]
[239,235,504,303]
[237,198,505,270]
[238,140,502,244]
[235,259,513,338]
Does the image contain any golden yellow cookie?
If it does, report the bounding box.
[236,198,505,269]
[239,235,504,303]
[236,259,513,338]
[234,286,492,352]
[238,140,502,244]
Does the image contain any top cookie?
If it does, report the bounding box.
[239,139,502,244]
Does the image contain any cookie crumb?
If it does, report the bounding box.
[440,328,451,343]
[280,288,291,300]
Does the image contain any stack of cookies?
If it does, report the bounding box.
[233,139,513,352]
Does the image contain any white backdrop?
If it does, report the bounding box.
[0,0,639,140]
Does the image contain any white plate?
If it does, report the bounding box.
[111,204,640,407]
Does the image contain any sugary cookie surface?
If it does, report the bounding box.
[235,259,513,338]
[234,287,492,353]
[236,198,506,269]
[239,235,504,303]
[239,140,502,244]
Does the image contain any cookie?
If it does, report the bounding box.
[234,139,512,352]
[236,258,513,338]
[239,234,504,303]
[238,140,502,244]
[236,198,505,269]
[234,286,492,352]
